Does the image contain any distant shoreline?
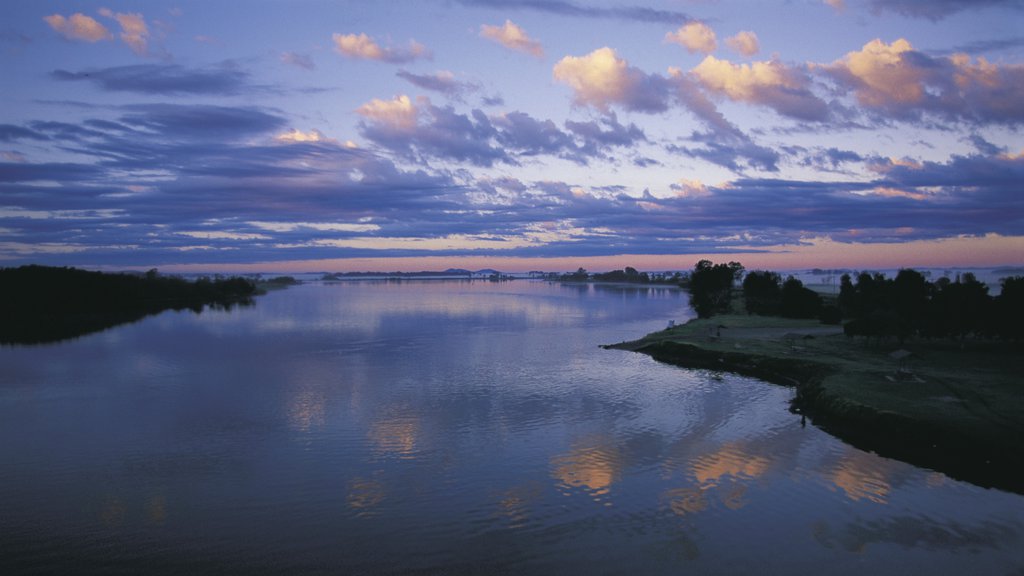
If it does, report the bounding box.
[606,314,1024,494]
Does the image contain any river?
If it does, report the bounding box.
[1,280,1021,575]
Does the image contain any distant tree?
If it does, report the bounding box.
[779,276,822,319]
[561,267,589,282]
[742,270,782,315]
[689,260,744,318]
[892,268,930,341]
[994,276,1024,341]
[819,304,842,325]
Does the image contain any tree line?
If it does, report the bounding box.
[0,265,258,344]
[554,266,685,284]
[687,260,1023,342]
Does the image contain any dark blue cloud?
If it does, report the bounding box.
[358,101,644,167]
[51,64,251,95]
[2,98,1022,267]
[867,0,1024,20]
[396,70,479,100]
[0,124,50,142]
[456,0,692,24]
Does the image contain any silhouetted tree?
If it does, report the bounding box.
[994,276,1024,341]
[780,276,822,319]
[689,260,744,318]
[742,270,782,315]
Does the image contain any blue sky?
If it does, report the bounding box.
[1,0,1022,272]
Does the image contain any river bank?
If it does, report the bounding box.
[606,314,1024,494]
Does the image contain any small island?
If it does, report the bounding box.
[607,261,1024,493]
[0,265,262,345]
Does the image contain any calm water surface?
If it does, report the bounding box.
[2,280,1022,575]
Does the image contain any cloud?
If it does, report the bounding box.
[98,8,151,57]
[396,70,478,100]
[691,55,830,121]
[356,95,636,166]
[725,31,760,56]
[670,178,713,198]
[0,124,50,142]
[117,104,287,140]
[50,64,249,95]
[866,0,1024,20]
[823,38,1024,124]
[553,47,671,113]
[824,0,846,11]
[357,95,420,131]
[667,70,780,172]
[275,129,338,144]
[332,32,429,64]
[43,13,112,42]
[455,0,692,24]
[281,52,315,70]
[479,20,544,57]
[666,22,717,54]
[564,113,647,152]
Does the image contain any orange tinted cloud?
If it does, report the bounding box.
[480,20,544,57]
[691,55,828,120]
[665,21,717,54]
[725,31,760,56]
[43,13,112,42]
[332,32,429,64]
[553,47,669,112]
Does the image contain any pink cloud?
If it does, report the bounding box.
[665,22,717,54]
[725,31,760,56]
[553,47,670,113]
[691,55,829,121]
[823,38,1024,124]
[332,33,429,64]
[480,20,544,57]
[43,13,112,42]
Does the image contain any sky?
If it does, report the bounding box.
[1,0,1022,273]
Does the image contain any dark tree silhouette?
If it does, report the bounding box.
[689,260,744,318]
[0,265,257,345]
[742,270,782,315]
[779,276,822,319]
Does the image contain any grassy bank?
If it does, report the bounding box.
[606,314,1024,494]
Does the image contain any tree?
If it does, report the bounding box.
[994,276,1024,341]
[689,260,744,318]
[742,270,782,315]
[780,276,822,319]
